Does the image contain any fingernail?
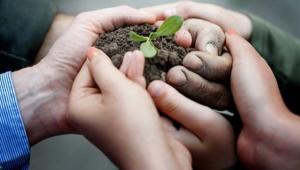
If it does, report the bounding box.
[183,54,203,70]
[150,81,165,98]
[226,28,237,35]
[87,47,101,61]
[206,43,218,55]
[164,8,178,17]
[167,68,187,86]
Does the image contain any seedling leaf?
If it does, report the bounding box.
[140,41,157,58]
[128,16,183,58]
[129,31,148,42]
[155,16,183,37]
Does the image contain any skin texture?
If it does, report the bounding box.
[226,32,300,170]
[153,13,237,169]
[144,1,252,39]
[147,80,236,170]
[146,2,300,169]
[12,6,156,145]
[147,3,239,109]
[69,48,192,170]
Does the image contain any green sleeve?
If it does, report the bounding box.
[249,14,300,114]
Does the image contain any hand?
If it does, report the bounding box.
[11,6,156,145]
[144,1,252,39]
[35,13,74,63]
[156,17,233,109]
[226,31,300,170]
[147,80,236,170]
[69,48,191,170]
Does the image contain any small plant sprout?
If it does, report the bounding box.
[129,15,184,58]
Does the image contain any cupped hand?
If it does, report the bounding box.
[68,48,191,170]
[156,17,233,109]
[148,81,236,170]
[12,6,156,145]
[144,1,252,39]
[226,32,300,170]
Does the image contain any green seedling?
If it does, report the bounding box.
[129,15,183,58]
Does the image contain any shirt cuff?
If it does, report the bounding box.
[0,72,30,170]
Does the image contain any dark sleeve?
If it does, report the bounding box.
[0,0,57,73]
[249,14,300,114]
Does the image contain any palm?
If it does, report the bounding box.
[33,6,155,141]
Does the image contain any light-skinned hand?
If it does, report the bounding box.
[227,31,300,170]
[12,6,156,145]
[68,48,192,170]
[147,80,236,170]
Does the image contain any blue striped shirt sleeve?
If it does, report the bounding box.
[0,72,30,170]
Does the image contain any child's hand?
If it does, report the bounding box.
[148,81,236,170]
[68,48,191,170]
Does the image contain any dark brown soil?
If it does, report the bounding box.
[95,24,195,84]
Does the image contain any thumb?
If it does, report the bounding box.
[226,31,287,123]
[87,47,126,92]
[148,80,231,139]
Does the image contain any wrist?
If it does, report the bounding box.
[12,64,64,145]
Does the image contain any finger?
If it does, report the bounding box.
[174,29,193,48]
[120,52,133,74]
[76,6,156,34]
[72,61,95,89]
[142,3,177,20]
[226,31,287,122]
[87,47,127,92]
[182,51,232,82]
[176,19,225,55]
[143,1,251,38]
[166,66,232,109]
[127,50,146,88]
[161,119,204,153]
[148,80,232,139]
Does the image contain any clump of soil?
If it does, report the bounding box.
[95,24,195,84]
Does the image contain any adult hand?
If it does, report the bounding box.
[156,17,233,109]
[226,31,300,170]
[69,48,191,170]
[144,1,252,39]
[148,81,236,170]
[12,6,156,145]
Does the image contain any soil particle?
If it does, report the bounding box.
[95,24,195,84]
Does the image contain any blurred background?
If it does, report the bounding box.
[29,0,300,169]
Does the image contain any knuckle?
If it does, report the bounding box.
[204,27,225,47]
[211,24,223,34]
